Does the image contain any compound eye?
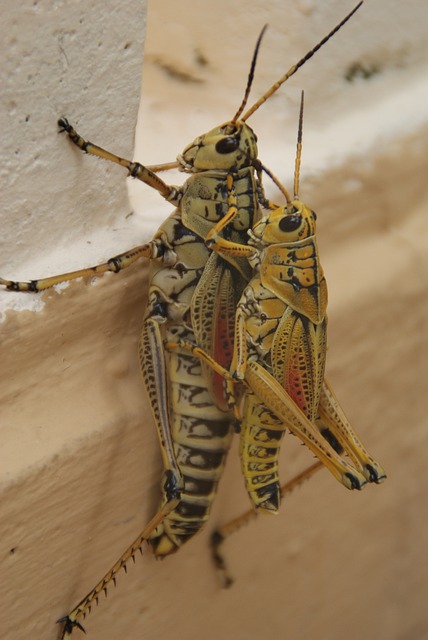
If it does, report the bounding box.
[279,214,301,233]
[215,137,240,154]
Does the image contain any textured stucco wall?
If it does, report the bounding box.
[1,1,428,639]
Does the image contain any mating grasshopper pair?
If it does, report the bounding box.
[1,2,385,637]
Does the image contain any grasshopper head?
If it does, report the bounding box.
[178,121,258,172]
[253,202,317,246]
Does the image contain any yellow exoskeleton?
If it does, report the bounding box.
[0,4,369,637]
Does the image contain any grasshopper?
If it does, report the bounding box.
[171,92,385,580]
[0,4,366,637]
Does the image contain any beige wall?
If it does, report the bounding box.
[1,1,428,639]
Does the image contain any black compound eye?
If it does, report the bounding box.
[279,214,301,232]
[215,137,240,154]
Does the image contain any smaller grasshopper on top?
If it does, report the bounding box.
[172,91,386,516]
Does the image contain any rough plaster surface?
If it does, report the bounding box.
[1,1,428,640]
[0,1,147,314]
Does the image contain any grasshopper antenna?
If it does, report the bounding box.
[241,2,363,122]
[232,25,268,123]
[294,90,304,200]
[258,91,304,207]
[258,161,292,205]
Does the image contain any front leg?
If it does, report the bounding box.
[58,118,181,204]
[205,173,257,261]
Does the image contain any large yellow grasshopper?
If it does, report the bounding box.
[0,4,367,637]
[173,91,385,521]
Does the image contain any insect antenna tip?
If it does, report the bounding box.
[294,90,304,200]
[232,24,268,123]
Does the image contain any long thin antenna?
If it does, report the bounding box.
[241,2,363,122]
[294,91,304,200]
[251,157,292,205]
[260,162,292,205]
[232,25,268,123]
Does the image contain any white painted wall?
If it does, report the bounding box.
[0,1,147,313]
